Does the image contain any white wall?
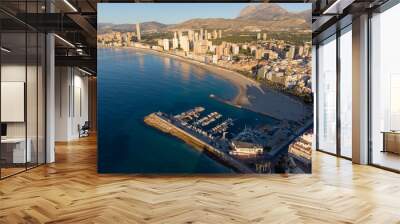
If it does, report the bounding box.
[1,63,46,164]
[55,67,89,141]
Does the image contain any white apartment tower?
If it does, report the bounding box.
[180,36,190,52]
[163,39,170,51]
[136,23,141,41]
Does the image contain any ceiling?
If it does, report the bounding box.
[0,0,393,74]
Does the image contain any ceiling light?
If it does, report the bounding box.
[54,34,75,48]
[1,47,11,53]
[63,0,78,12]
[323,0,355,15]
[78,67,93,76]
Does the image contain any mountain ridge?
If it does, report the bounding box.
[98,3,310,33]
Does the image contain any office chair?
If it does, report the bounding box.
[79,121,90,138]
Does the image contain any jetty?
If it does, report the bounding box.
[144,112,254,173]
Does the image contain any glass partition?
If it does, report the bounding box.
[339,26,352,158]
[0,1,46,179]
[317,35,337,154]
[1,31,28,177]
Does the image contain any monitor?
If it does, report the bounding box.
[1,123,7,137]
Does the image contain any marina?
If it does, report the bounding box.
[144,106,311,173]
[144,112,254,173]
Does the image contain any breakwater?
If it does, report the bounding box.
[144,113,254,173]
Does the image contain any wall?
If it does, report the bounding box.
[1,65,26,139]
[1,64,43,138]
[55,67,89,141]
[1,61,46,166]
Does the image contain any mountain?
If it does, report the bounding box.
[168,3,309,31]
[98,21,167,34]
[167,17,308,32]
[296,9,312,24]
[237,3,291,21]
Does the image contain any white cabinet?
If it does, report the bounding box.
[1,138,32,163]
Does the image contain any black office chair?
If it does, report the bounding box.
[79,121,90,138]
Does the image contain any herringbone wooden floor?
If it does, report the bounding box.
[1,135,400,224]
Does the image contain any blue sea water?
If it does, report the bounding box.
[98,48,279,173]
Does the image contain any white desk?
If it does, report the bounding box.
[1,138,31,163]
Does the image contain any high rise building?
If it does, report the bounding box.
[257,33,261,40]
[223,46,231,56]
[163,39,170,51]
[193,39,210,55]
[172,37,179,49]
[157,39,163,46]
[136,23,141,42]
[178,30,183,40]
[188,30,194,41]
[232,44,240,55]
[216,45,224,59]
[180,36,190,52]
[298,46,304,57]
[303,44,311,57]
[286,45,295,60]
[255,48,264,60]
[263,33,267,41]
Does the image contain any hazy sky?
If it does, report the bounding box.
[98,3,311,24]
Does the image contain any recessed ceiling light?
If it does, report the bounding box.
[78,67,93,76]
[54,34,75,48]
[63,0,78,12]
[1,47,11,53]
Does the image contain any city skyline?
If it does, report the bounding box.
[98,3,311,25]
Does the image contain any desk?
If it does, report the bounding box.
[1,138,31,163]
[382,131,400,154]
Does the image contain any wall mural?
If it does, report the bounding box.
[97,3,313,174]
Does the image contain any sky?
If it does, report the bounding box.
[98,3,311,25]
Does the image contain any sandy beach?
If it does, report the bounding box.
[110,46,312,122]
